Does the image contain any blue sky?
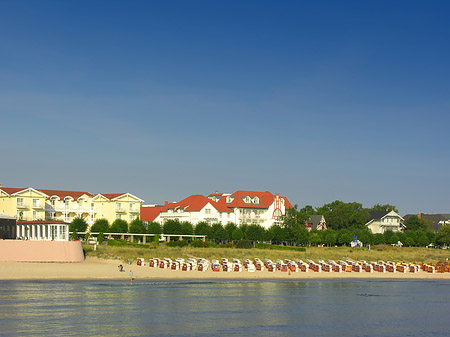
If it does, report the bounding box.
[1,1,449,215]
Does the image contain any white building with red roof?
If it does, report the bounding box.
[141,190,292,229]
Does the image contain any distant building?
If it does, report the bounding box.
[141,190,293,229]
[305,215,327,231]
[0,186,144,227]
[365,210,404,234]
[17,220,70,241]
[403,213,450,232]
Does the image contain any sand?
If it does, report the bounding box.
[1,257,450,281]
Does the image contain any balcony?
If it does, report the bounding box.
[48,205,96,214]
[115,207,126,213]
[16,203,29,209]
[32,203,45,210]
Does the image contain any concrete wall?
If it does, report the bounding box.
[0,240,84,262]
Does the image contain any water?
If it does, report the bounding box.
[0,279,449,336]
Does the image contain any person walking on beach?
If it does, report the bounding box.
[130,270,133,284]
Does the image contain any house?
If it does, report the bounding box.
[403,213,450,232]
[365,210,404,234]
[0,186,144,227]
[208,190,293,229]
[305,215,327,231]
[141,190,293,229]
[141,194,234,225]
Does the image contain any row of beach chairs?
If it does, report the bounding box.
[136,257,450,273]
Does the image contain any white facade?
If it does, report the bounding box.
[366,211,404,234]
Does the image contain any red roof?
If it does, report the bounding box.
[140,195,232,222]
[99,193,127,200]
[211,190,293,209]
[38,189,94,201]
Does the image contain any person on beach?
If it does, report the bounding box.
[130,270,133,284]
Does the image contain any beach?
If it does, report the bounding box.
[1,257,450,280]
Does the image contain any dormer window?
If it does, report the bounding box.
[243,196,251,204]
[226,196,235,204]
[253,197,259,205]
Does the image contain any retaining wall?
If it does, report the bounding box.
[0,240,84,262]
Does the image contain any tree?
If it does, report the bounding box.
[370,204,399,213]
[309,231,321,246]
[147,222,162,234]
[320,201,369,230]
[337,229,352,246]
[404,215,431,232]
[322,229,337,247]
[232,227,244,241]
[110,219,128,233]
[195,222,211,238]
[373,233,385,245]
[415,230,430,247]
[282,205,309,234]
[90,218,109,233]
[70,217,88,233]
[295,228,310,246]
[163,219,182,234]
[246,224,265,242]
[436,224,450,246]
[129,218,145,234]
[180,221,194,235]
[390,233,400,245]
[299,205,316,215]
[210,223,227,243]
[268,225,287,244]
[383,230,394,244]
[224,222,238,241]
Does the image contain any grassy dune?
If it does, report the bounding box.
[84,244,450,264]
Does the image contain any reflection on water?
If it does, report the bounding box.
[0,279,450,336]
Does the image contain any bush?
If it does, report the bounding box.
[166,240,189,247]
[98,232,104,245]
[235,240,252,249]
[191,240,209,248]
[254,243,306,252]
[107,239,148,248]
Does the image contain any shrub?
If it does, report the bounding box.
[254,243,306,252]
[166,240,189,247]
[235,240,252,249]
[107,239,148,248]
[191,240,209,248]
[98,232,104,245]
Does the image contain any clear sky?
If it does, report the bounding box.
[1,1,449,215]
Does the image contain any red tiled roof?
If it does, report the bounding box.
[211,190,293,210]
[140,195,232,222]
[38,189,94,201]
[0,187,28,195]
[140,205,171,222]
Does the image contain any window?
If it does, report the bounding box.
[253,197,259,205]
[33,211,37,220]
[116,202,122,211]
[116,213,122,220]
[129,203,136,211]
[273,209,282,218]
[205,209,211,215]
[32,198,40,208]
[244,196,251,204]
[16,197,25,207]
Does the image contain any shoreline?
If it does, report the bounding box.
[1,257,450,281]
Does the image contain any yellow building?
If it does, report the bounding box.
[0,186,144,228]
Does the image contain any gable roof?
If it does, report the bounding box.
[210,190,293,209]
[368,211,390,221]
[38,189,94,201]
[93,193,144,202]
[0,187,49,198]
[307,215,326,226]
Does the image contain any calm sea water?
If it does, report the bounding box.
[0,279,449,336]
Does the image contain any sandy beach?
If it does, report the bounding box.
[1,257,450,281]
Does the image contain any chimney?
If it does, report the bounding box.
[165,201,168,207]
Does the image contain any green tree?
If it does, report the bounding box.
[415,230,430,247]
[147,221,162,234]
[268,224,287,244]
[246,224,265,242]
[404,215,431,231]
[403,231,416,246]
[390,233,400,245]
[320,201,369,230]
[210,223,227,243]
[232,227,244,241]
[195,222,211,238]
[436,224,450,246]
[163,219,182,234]
[295,228,310,246]
[337,229,352,246]
[373,233,385,245]
[370,204,399,213]
[110,219,128,233]
[129,218,145,234]
[70,217,88,233]
[282,205,309,236]
[299,205,316,215]
[383,230,394,244]
[224,222,238,241]
[180,221,194,235]
[322,229,337,247]
[309,231,321,246]
[90,218,110,233]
